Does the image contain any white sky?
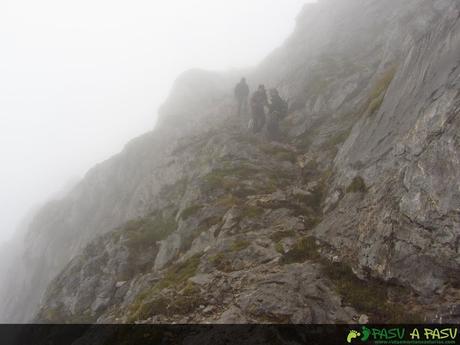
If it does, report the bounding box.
[0,0,314,243]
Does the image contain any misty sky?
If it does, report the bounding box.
[0,0,315,243]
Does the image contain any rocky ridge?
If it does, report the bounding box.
[1,0,459,323]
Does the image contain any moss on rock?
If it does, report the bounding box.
[364,65,397,117]
[179,205,203,220]
[346,176,368,194]
[321,260,421,323]
[127,254,203,322]
[269,230,296,242]
[231,239,250,252]
[210,253,234,273]
[280,237,321,264]
[123,212,178,250]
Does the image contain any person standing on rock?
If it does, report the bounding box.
[250,84,268,133]
[234,77,250,117]
[266,88,288,141]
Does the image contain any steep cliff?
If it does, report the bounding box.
[0,69,234,322]
[2,0,459,323]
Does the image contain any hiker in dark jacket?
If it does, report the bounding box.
[250,84,268,133]
[234,78,250,117]
[266,88,288,141]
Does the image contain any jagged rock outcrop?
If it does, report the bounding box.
[315,0,460,316]
[1,0,459,324]
[35,130,361,323]
[0,70,233,322]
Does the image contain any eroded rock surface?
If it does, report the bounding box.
[1,0,459,324]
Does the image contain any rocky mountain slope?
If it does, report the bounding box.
[1,0,459,323]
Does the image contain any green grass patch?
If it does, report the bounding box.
[180,226,210,253]
[123,212,177,249]
[295,133,313,151]
[367,93,385,116]
[202,171,234,192]
[258,143,297,163]
[327,130,351,148]
[364,65,397,117]
[370,66,397,102]
[132,296,170,320]
[274,151,297,164]
[159,178,188,202]
[278,235,420,323]
[202,164,260,193]
[202,216,223,228]
[210,253,234,272]
[257,176,279,194]
[269,230,296,242]
[280,237,321,264]
[321,261,421,323]
[127,254,202,322]
[216,194,242,208]
[221,160,260,176]
[131,282,205,320]
[346,176,368,194]
[231,239,250,252]
[277,231,419,323]
[158,255,201,290]
[240,205,265,219]
[302,159,319,174]
[232,186,259,199]
[172,288,205,315]
[294,182,326,214]
[275,242,284,254]
[179,205,203,220]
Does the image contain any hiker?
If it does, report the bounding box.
[266,88,288,141]
[234,77,250,117]
[250,84,268,133]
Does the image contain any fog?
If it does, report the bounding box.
[0,0,316,244]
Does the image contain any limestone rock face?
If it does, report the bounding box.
[316,1,460,299]
[35,130,358,324]
[1,0,459,324]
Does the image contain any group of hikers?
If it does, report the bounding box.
[234,77,288,141]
